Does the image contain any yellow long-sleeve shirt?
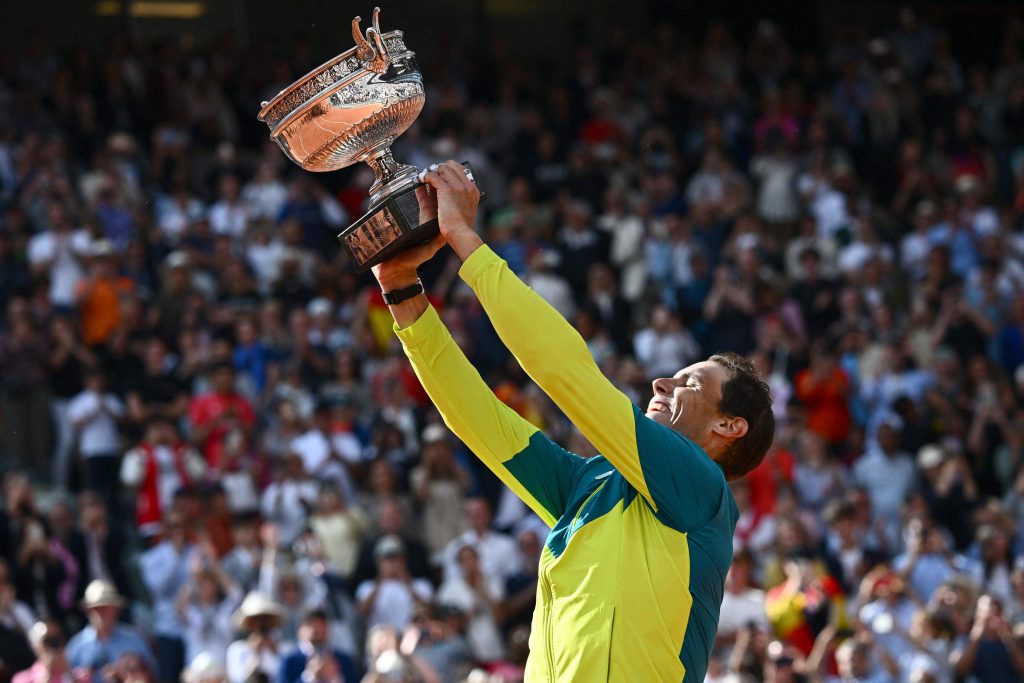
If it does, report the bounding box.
[395,245,737,682]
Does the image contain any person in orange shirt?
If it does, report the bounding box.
[795,343,852,447]
[75,240,134,347]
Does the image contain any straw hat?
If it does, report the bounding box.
[81,580,126,610]
[182,653,227,683]
[232,592,284,630]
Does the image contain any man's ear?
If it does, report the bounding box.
[712,416,748,440]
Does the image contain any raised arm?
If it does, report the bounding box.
[370,197,583,528]
[423,162,722,527]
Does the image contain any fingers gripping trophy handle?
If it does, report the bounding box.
[337,161,484,271]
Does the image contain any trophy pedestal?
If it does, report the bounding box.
[338,182,439,271]
[338,161,483,271]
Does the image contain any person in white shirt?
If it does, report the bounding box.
[716,549,768,641]
[176,547,243,667]
[441,498,519,585]
[242,161,288,222]
[522,248,575,319]
[633,304,701,379]
[259,454,319,549]
[852,421,917,547]
[355,536,432,633]
[225,593,285,683]
[220,516,263,593]
[67,370,124,514]
[436,543,505,663]
[288,404,356,504]
[208,175,250,239]
[26,202,92,308]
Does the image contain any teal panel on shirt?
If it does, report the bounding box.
[545,457,638,559]
[503,430,585,526]
[630,404,730,533]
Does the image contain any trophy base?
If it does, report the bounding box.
[338,161,482,271]
[338,183,439,272]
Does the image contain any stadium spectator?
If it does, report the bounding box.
[355,536,433,634]
[275,608,358,683]
[66,581,155,680]
[225,593,284,683]
[14,620,88,683]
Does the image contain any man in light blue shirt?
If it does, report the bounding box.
[852,420,917,547]
[139,512,194,683]
[67,580,156,681]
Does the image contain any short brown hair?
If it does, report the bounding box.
[709,352,775,480]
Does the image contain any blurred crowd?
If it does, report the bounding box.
[2,5,1024,683]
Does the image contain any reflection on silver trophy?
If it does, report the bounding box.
[257,7,481,270]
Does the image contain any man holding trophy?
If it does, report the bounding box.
[261,9,775,681]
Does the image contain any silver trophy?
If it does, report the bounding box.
[258,7,481,270]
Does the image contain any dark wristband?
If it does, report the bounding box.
[382,280,424,305]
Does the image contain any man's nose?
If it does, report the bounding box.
[651,377,675,395]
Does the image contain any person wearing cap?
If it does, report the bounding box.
[13,620,89,683]
[916,443,978,549]
[225,593,284,683]
[180,653,226,683]
[409,425,470,557]
[371,162,775,681]
[74,239,133,347]
[355,536,432,634]
[66,581,155,680]
[350,501,431,591]
[306,299,350,352]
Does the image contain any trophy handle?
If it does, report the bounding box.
[371,7,383,37]
[351,16,374,62]
[352,8,389,74]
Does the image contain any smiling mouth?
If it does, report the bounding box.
[648,399,671,415]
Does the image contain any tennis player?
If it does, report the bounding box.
[372,161,775,681]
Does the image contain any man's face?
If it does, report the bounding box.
[213,368,235,394]
[302,617,328,647]
[466,499,491,533]
[378,505,402,533]
[89,605,119,629]
[646,360,727,443]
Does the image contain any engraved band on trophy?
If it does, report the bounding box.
[257,7,482,271]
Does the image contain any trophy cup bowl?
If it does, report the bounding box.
[258,7,479,271]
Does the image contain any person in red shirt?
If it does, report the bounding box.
[746,438,796,517]
[188,362,255,468]
[795,344,851,447]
